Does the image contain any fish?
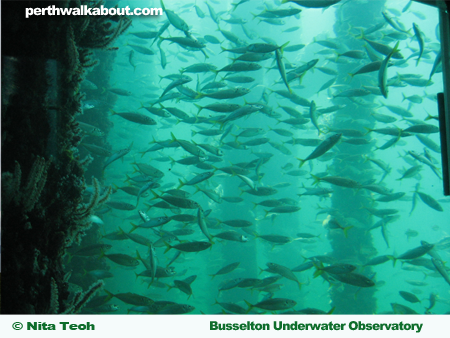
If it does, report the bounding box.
[213,231,248,242]
[151,191,200,210]
[178,172,214,188]
[160,0,189,32]
[396,242,435,261]
[266,262,303,289]
[170,133,207,160]
[283,0,341,8]
[297,134,342,167]
[431,258,450,286]
[164,241,212,254]
[110,110,157,125]
[100,253,139,267]
[209,262,240,280]
[245,298,296,312]
[105,290,153,306]
[381,10,409,33]
[399,291,421,304]
[76,122,105,137]
[197,208,214,243]
[255,233,292,245]
[329,272,375,287]
[379,41,400,99]
[103,142,133,172]
[125,43,155,56]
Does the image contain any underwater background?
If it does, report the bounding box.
[1,0,449,315]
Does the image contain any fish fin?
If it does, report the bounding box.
[354,28,365,40]
[244,300,253,314]
[296,157,305,168]
[104,289,114,302]
[279,41,290,54]
[177,179,185,190]
[150,190,160,200]
[163,242,172,254]
[310,174,321,186]
[343,225,353,238]
[129,223,138,233]
[194,92,204,99]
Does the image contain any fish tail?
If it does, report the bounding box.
[334,51,340,61]
[66,252,73,264]
[169,156,176,167]
[343,226,353,238]
[311,174,320,186]
[104,290,114,302]
[129,222,138,233]
[296,157,305,168]
[194,92,204,99]
[279,41,290,54]
[163,241,172,254]
[111,183,120,193]
[170,132,177,143]
[150,190,160,200]
[244,300,253,314]
[98,249,105,261]
[355,28,365,40]
[363,126,372,136]
[194,103,203,114]
[386,255,396,265]
[251,202,258,210]
[392,40,401,53]
[135,250,142,261]
[312,268,323,278]
[177,179,185,190]
[191,130,197,137]
[109,108,116,116]
[391,256,398,267]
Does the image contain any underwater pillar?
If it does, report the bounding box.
[327,0,387,314]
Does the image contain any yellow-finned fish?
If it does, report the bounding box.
[378,41,400,98]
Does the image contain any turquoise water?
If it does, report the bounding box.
[71,0,449,314]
